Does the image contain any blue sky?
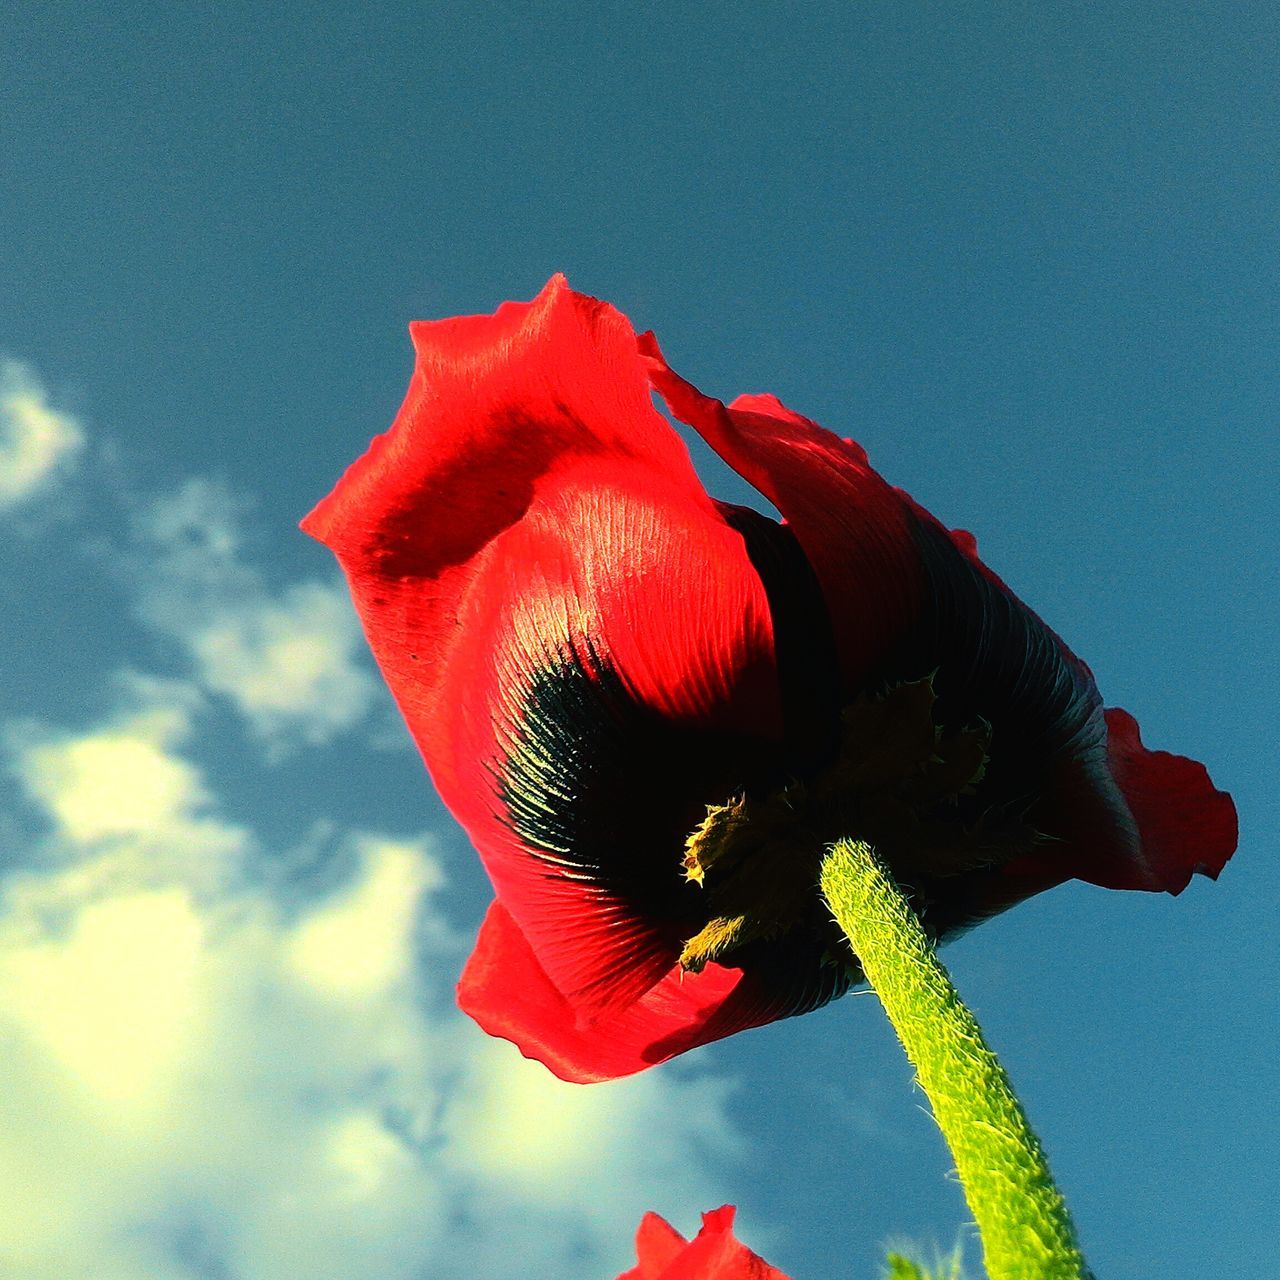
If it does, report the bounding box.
[2,4,1276,1277]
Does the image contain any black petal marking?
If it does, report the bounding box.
[717,501,842,775]
[494,624,864,1037]
[855,515,1110,936]
[495,638,768,926]
[879,516,1106,817]
[649,929,860,1064]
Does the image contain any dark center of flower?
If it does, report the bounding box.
[678,676,1046,973]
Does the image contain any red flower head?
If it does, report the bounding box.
[303,276,1237,1083]
[617,1205,790,1280]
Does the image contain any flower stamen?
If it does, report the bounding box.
[678,676,1030,972]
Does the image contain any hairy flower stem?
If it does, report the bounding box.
[820,839,1089,1280]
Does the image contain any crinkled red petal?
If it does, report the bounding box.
[1098,707,1238,892]
[457,900,799,1084]
[998,707,1238,899]
[620,1213,688,1279]
[617,1204,792,1280]
[642,338,1237,907]
[642,337,926,693]
[304,276,783,1019]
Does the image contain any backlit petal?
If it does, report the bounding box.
[616,1203,793,1279]
[1099,707,1238,892]
[458,900,750,1083]
[643,337,924,692]
[304,277,783,1016]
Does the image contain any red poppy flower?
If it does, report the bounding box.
[302,276,1237,1083]
[617,1205,790,1280]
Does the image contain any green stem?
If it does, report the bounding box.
[819,839,1089,1280]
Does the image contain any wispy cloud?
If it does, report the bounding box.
[0,680,740,1280]
[0,359,84,512]
[127,479,379,755]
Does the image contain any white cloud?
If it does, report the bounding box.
[0,690,741,1280]
[5,684,245,895]
[189,580,376,749]
[286,836,443,1000]
[0,887,205,1116]
[0,381,374,753]
[127,479,378,754]
[20,728,206,845]
[0,359,84,511]
[446,1035,742,1219]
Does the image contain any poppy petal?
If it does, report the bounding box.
[304,277,784,1018]
[458,900,752,1083]
[642,336,926,691]
[643,339,1236,910]
[622,1213,688,1278]
[644,337,1101,788]
[642,342,1104,874]
[1098,707,1238,893]
[895,523,1238,905]
[616,1204,793,1280]
[459,900,855,1083]
[896,515,1109,828]
[898,514,1236,902]
[713,501,842,769]
[668,1206,792,1280]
